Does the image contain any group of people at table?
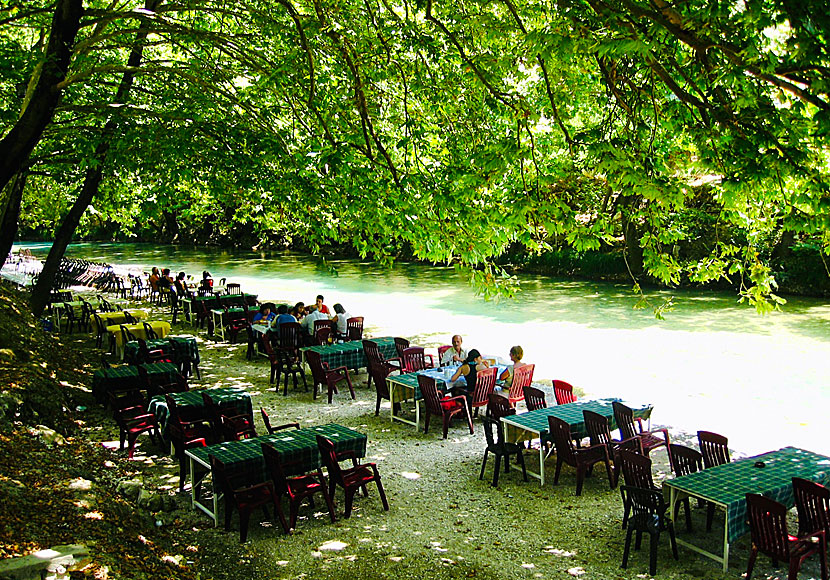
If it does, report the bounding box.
[252,295,354,345]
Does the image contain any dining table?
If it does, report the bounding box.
[91,361,180,403]
[90,309,148,331]
[106,321,172,358]
[181,294,258,325]
[185,423,367,525]
[122,335,199,368]
[148,386,251,436]
[300,337,398,372]
[663,446,830,571]
[500,398,654,485]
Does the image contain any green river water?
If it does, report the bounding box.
[19,242,830,457]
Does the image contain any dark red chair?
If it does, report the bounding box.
[394,337,410,359]
[274,322,307,395]
[793,477,830,545]
[548,415,613,496]
[110,390,158,459]
[201,391,256,442]
[225,306,250,344]
[261,442,336,533]
[467,366,498,417]
[306,349,355,404]
[137,338,172,365]
[613,401,670,466]
[522,385,547,411]
[401,346,435,373]
[697,430,730,530]
[667,443,704,531]
[316,435,389,518]
[367,361,392,416]
[746,492,827,580]
[362,339,400,388]
[313,319,334,345]
[437,345,452,363]
[507,364,535,406]
[486,392,514,420]
[209,454,278,542]
[583,409,642,487]
[346,317,364,341]
[553,380,577,405]
[418,374,472,439]
[165,394,213,490]
[260,408,300,434]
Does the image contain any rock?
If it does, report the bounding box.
[136,489,151,508]
[31,425,65,446]
[117,479,142,501]
[0,544,89,580]
[162,495,177,512]
[147,494,164,513]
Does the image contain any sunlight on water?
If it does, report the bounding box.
[21,242,830,456]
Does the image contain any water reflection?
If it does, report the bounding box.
[19,241,830,456]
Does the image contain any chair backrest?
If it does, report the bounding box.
[316,435,344,486]
[209,455,232,495]
[792,477,830,538]
[746,493,793,563]
[394,337,410,359]
[314,318,333,338]
[260,407,275,434]
[261,442,290,495]
[547,415,577,463]
[120,324,137,345]
[346,317,364,341]
[123,310,137,324]
[470,366,498,407]
[612,401,639,440]
[618,449,656,490]
[305,349,329,385]
[620,485,665,529]
[142,321,158,340]
[198,287,211,297]
[200,391,222,435]
[668,444,703,478]
[487,393,515,420]
[482,415,507,448]
[437,345,452,361]
[367,361,390,400]
[93,313,105,334]
[523,385,548,411]
[225,283,242,295]
[583,409,614,447]
[508,364,535,403]
[101,298,113,312]
[401,347,429,373]
[417,374,443,416]
[314,325,332,346]
[362,340,383,366]
[553,380,577,405]
[222,414,256,440]
[279,322,303,349]
[697,431,730,468]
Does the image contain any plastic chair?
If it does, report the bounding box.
[613,401,670,465]
[437,345,452,363]
[667,443,704,531]
[548,415,613,496]
[620,485,679,575]
[553,380,577,405]
[394,337,410,359]
[210,454,278,542]
[306,349,355,403]
[522,385,548,411]
[465,366,498,417]
[262,442,336,533]
[346,317,364,341]
[401,346,435,373]
[362,339,400,388]
[617,449,659,528]
[793,477,830,543]
[486,392,514,420]
[507,364,535,406]
[201,391,255,442]
[745,492,827,580]
[479,413,527,487]
[697,430,730,530]
[316,435,389,518]
[274,322,307,395]
[142,321,158,340]
[367,361,392,416]
[225,283,242,295]
[418,374,472,439]
[583,409,642,487]
[164,394,213,491]
[109,390,158,459]
[260,408,300,434]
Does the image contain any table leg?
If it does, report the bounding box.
[538,445,545,486]
[722,516,730,572]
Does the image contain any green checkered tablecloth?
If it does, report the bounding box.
[188,423,367,483]
[301,337,397,370]
[503,398,653,444]
[91,362,179,402]
[148,387,252,435]
[123,336,200,366]
[664,446,830,542]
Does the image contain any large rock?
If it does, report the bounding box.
[0,544,89,580]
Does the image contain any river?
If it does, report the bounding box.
[18,242,830,457]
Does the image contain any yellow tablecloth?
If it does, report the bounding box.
[107,321,172,348]
[90,309,148,330]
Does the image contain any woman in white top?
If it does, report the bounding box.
[331,303,352,337]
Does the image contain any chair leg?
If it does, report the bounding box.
[424,412,431,435]
[442,414,451,439]
[375,477,389,511]
[464,406,474,434]
[622,527,634,569]
[517,449,528,482]
[479,451,488,480]
[375,395,382,416]
[492,453,501,487]
[575,466,586,496]
[553,458,563,485]
[321,487,337,523]
[275,498,290,534]
[238,508,251,543]
[289,498,300,531]
[344,488,357,518]
[648,531,659,576]
[345,374,355,399]
[668,521,678,559]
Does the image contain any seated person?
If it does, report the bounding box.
[499,345,527,386]
[274,304,296,327]
[292,301,306,321]
[300,305,329,345]
[315,294,331,315]
[174,271,188,296]
[148,267,160,292]
[201,270,213,289]
[440,335,468,366]
[253,304,276,326]
[331,303,351,338]
[449,350,490,405]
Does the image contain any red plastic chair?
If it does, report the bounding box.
[201,391,256,442]
[746,492,827,580]
[394,337,410,359]
[165,394,213,490]
[313,319,334,345]
[468,366,498,417]
[507,363,535,406]
[617,449,659,528]
[548,415,613,496]
[583,409,642,488]
[367,361,392,416]
[667,443,703,531]
[306,349,355,403]
[613,401,669,465]
[110,390,158,459]
[261,442,336,533]
[418,374,473,439]
[553,380,577,405]
[793,477,830,544]
[260,408,300,434]
[346,317,364,341]
[437,345,452,363]
[362,339,400,388]
[697,430,730,530]
[209,454,279,542]
[316,435,389,518]
[401,346,436,373]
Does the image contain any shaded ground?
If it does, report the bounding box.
[0,282,820,579]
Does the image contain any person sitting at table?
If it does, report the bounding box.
[174,271,188,296]
[292,301,306,321]
[253,304,276,326]
[201,270,213,289]
[450,349,490,405]
[274,304,296,327]
[301,305,329,345]
[440,334,468,366]
[148,267,160,293]
[315,294,331,315]
[331,303,352,339]
[499,345,527,387]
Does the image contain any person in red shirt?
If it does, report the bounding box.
[315,294,330,315]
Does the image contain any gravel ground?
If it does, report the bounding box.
[86,301,821,580]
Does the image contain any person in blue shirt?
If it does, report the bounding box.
[253,304,276,325]
[274,304,296,327]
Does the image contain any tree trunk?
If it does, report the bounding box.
[0,0,82,194]
[0,173,28,264]
[29,0,163,317]
[620,197,644,278]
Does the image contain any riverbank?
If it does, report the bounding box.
[1,282,824,580]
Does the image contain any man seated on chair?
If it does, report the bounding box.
[253,304,276,326]
[274,304,296,328]
[300,305,329,345]
[441,334,468,365]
